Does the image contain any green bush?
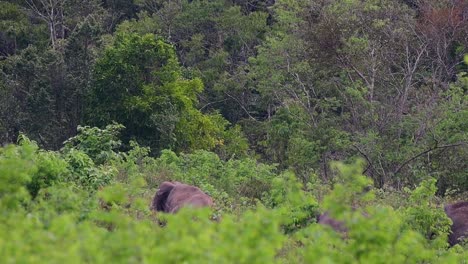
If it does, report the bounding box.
[62,124,124,165]
[0,137,37,209]
[142,149,277,202]
[1,134,467,263]
[27,150,69,198]
[401,178,452,247]
[264,171,319,233]
[64,149,116,190]
[283,160,467,263]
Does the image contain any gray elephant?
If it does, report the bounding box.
[445,201,468,246]
[318,202,468,247]
[316,211,364,238]
[151,181,213,213]
[317,212,348,233]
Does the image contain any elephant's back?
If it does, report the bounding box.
[166,183,213,212]
[445,201,468,246]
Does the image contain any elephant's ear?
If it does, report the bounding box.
[152,181,176,212]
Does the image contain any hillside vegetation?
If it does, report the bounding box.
[0,128,467,262]
[0,0,467,262]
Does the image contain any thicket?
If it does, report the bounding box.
[0,127,466,263]
[1,0,466,195]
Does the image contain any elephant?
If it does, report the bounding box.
[317,205,366,235]
[151,181,213,213]
[318,202,468,246]
[317,212,348,234]
[445,201,468,246]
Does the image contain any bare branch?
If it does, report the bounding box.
[199,99,228,111]
[394,142,467,175]
[224,92,256,120]
[353,144,378,176]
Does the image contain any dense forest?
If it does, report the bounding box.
[0,0,467,262]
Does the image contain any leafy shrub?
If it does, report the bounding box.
[215,124,250,160]
[31,183,96,225]
[223,158,277,199]
[27,150,69,198]
[401,178,452,246]
[1,135,467,263]
[143,149,277,202]
[0,137,37,209]
[283,160,467,263]
[0,135,70,201]
[64,149,116,190]
[62,124,124,165]
[259,170,320,235]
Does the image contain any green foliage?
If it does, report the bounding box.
[0,46,65,148]
[0,0,110,149]
[1,137,467,263]
[259,104,350,183]
[1,0,468,261]
[214,124,250,160]
[426,75,467,194]
[261,106,309,164]
[118,0,269,124]
[264,171,319,233]
[145,149,277,202]
[323,160,374,216]
[0,137,37,209]
[27,149,69,198]
[64,149,116,190]
[0,136,69,203]
[62,124,124,165]
[151,207,285,263]
[31,183,96,226]
[284,160,466,263]
[87,32,227,153]
[402,178,452,245]
[62,125,119,191]
[0,1,51,55]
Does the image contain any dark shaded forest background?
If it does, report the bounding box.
[1,0,467,195]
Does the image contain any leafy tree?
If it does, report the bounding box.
[242,1,352,182]
[430,74,468,194]
[118,0,270,123]
[0,0,110,148]
[237,0,467,192]
[0,2,41,56]
[87,32,227,153]
[0,46,65,148]
[62,124,124,165]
